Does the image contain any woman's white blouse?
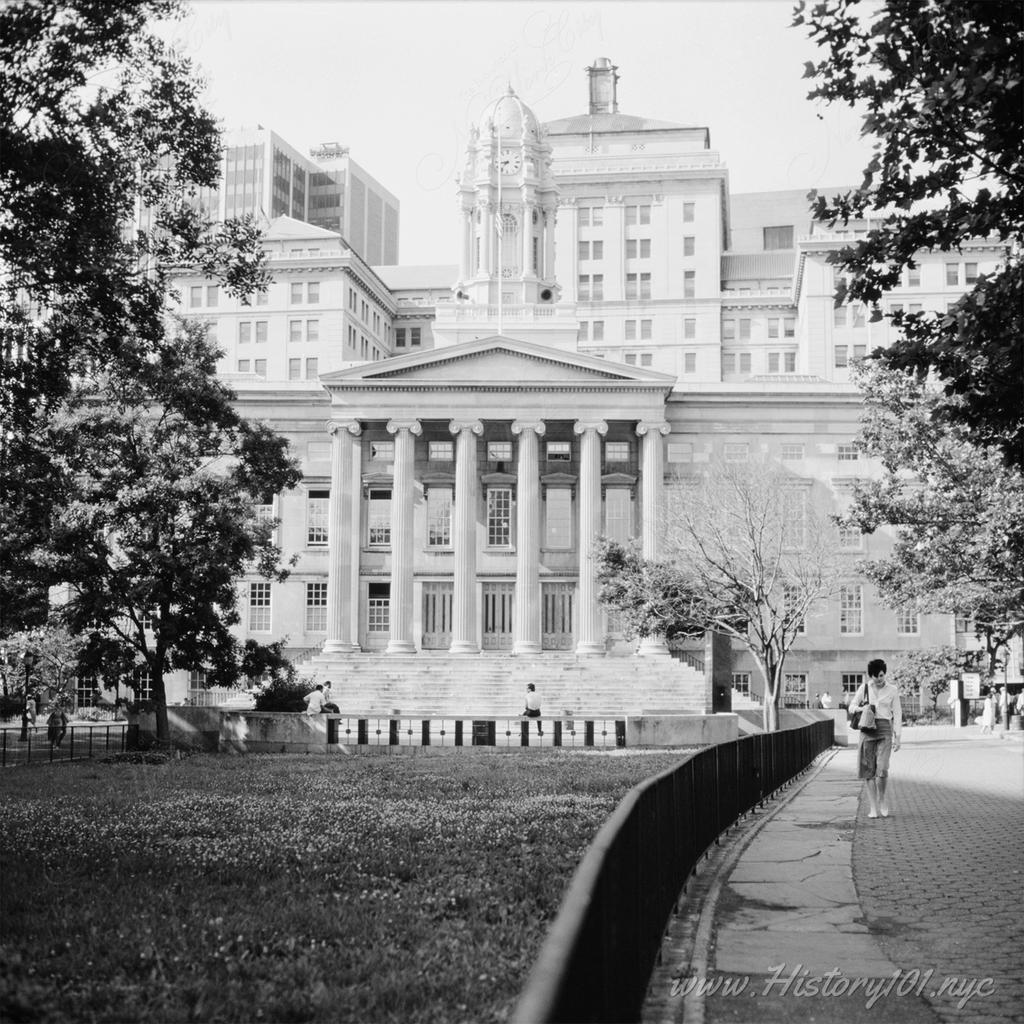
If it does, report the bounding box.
[865,681,903,739]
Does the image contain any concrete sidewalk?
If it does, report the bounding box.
[644,732,1024,1024]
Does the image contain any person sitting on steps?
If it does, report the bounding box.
[521,683,543,737]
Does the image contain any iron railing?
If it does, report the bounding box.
[1,724,128,768]
[512,719,834,1023]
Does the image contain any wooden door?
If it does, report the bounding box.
[482,583,514,651]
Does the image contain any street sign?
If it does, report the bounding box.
[962,672,981,699]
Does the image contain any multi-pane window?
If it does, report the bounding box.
[290,320,302,343]
[254,359,266,378]
[307,490,329,546]
[578,322,590,342]
[291,282,303,304]
[487,487,513,547]
[784,673,808,704]
[256,290,268,305]
[604,487,632,543]
[367,583,390,633]
[683,271,695,298]
[683,318,696,339]
[964,262,978,284]
[842,673,864,696]
[579,240,604,261]
[370,440,394,462]
[625,205,651,225]
[782,489,807,547]
[626,238,651,259]
[625,319,637,341]
[906,267,921,287]
[307,282,319,303]
[739,353,751,373]
[578,207,604,227]
[426,487,452,547]
[839,585,863,634]
[896,607,919,635]
[851,306,866,328]
[723,320,736,341]
[955,615,974,634]
[545,487,573,549]
[945,263,960,286]
[239,322,252,344]
[307,320,319,343]
[683,236,695,256]
[395,328,406,348]
[305,358,318,379]
[838,523,863,550]
[546,441,571,461]
[640,353,652,367]
[783,585,806,634]
[683,202,695,222]
[237,359,250,373]
[206,285,218,307]
[738,319,751,340]
[732,672,751,696]
[667,442,692,463]
[724,442,749,462]
[781,443,804,460]
[837,443,859,461]
[249,582,271,632]
[487,441,512,462]
[253,500,275,530]
[764,225,795,250]
[784,317,795,337]
[683,351,697,374]
[578,275,603,300]
[722,353,736,374]
[835,345,849,368]
[288,358,301,380]
[189,285,202,308]
[367,488,392,546]
[135,667,153,701]
[834,306,846,327]
[428,441,453,462]
[605,441,630,463]
[592,320,605,341]
[305,582,328,632]
[255,321,267,343]
[625,273,651,299]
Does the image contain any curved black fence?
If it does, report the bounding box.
[512,719,834,1024]
[1,724,128,767]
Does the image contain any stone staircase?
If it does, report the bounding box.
[302,651,707,718]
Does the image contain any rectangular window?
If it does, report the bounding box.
[684,317,696,339]
[896,607,920,635]
[426,487,452,547]
[852,306,865,328]
[291,282,303,304]
[724,442,748,463]
[683,351,696,374]
[842,672,864,696]
[307,490,329,546]
[784,585,806,634]
[290,320,302,343]
[189,285,202,308]
[256,290,268,306]
[683,271,695,298]
[764,225,795,250]
[624,354,637,365]
[237,359,250,373]
[624,319,636,340]
[732,672,751,696]
[367,488,392,546]
[370,440,394,462]
[838,523,863,551]
[834,306,846,327]
[625,239,636,260]
[907,267,921,287]
[206,285,219,307]
[640,319,652,340]
[625,274,637,300]
[683,202,695,222]
[964,262,978,284]
[546,441,571,462]
[255,321,267,344]
[722,352,736,374]
[579,240,590,261]
[768,318,779,339]
[739,352,751,373]
[239,322,252,344]
[835,345,849,368]
[667,442,692,463]
[639,239,651,258]
[784,352,796,373]
[683,236,695,257]
[639,272,651,299]
[428,441,453,461]
[288,358,301,380]
[307,320,319,343]
[487,487,513,547]
[591,275,604,300]
[592,320,605,341]
[545,487,572,549]
[640,353,653,367]
[253,359,266,378]
[578,208,590,227]
[945,263,959,286]
[367,583,390,633]
[410,327,421,346]
[305,582,328,632]
[605,441,630,463]
[784,673,808,704]
[852,344,866,361]
[739,319,751,340]
[840,585,863,635]
[955,615,974,634]
[782,488,807,547]
[722,320,736,341]
[604,486,632,543]
[249,582,271,632]
[768,352,780,373]
[783,317,795,338]
[837,443,859,461]
[395,328,406,348]
[578,275,590,301]
[305,358,318,379]
[781,443,804,460]
[487,441,512,462]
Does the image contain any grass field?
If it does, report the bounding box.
[0,749,690,1023]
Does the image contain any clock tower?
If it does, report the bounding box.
[434,86,578,349]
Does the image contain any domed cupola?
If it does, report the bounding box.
[479,86,541,143]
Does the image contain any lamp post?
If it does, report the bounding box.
[20,649,37,742]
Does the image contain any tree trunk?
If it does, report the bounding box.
[151,647,170,746]
[758,658,782,732]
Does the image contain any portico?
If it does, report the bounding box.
[319,335,675,657]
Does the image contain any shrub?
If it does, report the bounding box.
[254,677,308,713]
[0,694,24,719]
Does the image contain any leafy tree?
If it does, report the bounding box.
[887,645,972,712]
[1,0,270,630]
[31,318,300,743]
[5,623,86,703]
[598,464,844,731]
[840,364,1024,675]
[795,0,1024,467]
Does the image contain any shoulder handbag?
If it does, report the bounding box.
[849,684,878,732]
[848,685,866,729]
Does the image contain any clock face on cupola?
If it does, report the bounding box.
[453,85,560,311]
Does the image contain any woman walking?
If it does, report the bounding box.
[853,658,902,819]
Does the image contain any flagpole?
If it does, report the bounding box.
[496,109,503,336]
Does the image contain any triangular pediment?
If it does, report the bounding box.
[321,335,675,389]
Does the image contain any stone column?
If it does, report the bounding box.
[543,205,557,282]
[512,419,545,654]
[522,202,533,277]
[575,419,608,655]
[636,420,672,656]
[386,419,422,654]
[324,419,362,653]
[483,202,494,278]
[449,419,483,654]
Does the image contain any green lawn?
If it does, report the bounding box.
[0,749,691,1023]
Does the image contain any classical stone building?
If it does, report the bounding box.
[162,58,1016,712]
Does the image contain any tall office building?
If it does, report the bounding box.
[163,59,1015,711]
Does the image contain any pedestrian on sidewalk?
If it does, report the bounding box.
[47,705,68,747]
[979,692,994,734]
[853,658,902,819]
[521,683,543,737]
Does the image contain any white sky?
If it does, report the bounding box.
[170,0,871,265]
